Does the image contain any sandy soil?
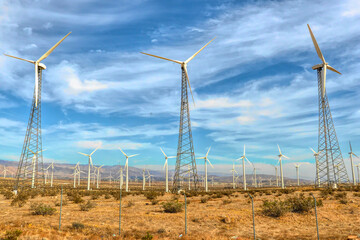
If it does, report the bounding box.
[0,180,359,239]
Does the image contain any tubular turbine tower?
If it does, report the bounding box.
[307,24,349,186]
[141,38,215,191]
[4,32,71,190]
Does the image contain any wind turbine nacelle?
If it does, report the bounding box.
[312,64,323,70]
[38,63,47,70]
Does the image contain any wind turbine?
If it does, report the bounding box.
[107,171,114,184]
[230,162,238,189]
[142,169,146,190]
[252,165,258,188]
[5,33,71,190]
[307,24,349,186]
[28,148,46,188]
[237,145,252,190]
[277,145,289,189]
[197,147,213,192]
[160,147,176,193]
[95,165,104,189]
[4,32,71,108]
[355,164,360,185]
[2,166,10,178]
[294,163,302,186]
[310,148,322,187]
[119,148,138,192]
[147,170,153,187]
[273,165,279,187]
[78,147,99,191]
[349,141,358,185]
[45,162,55,187]
[141,38,215,190]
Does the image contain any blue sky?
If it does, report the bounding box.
[1,0,360,179]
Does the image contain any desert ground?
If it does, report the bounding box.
[0,179,359,240]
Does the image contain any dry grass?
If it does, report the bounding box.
[0,180,359,239]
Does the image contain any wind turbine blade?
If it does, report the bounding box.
[207,159,214,168]
[277,144,282,155]
[160,147,167,157]
[163,160,167,169]
[35,62,39,108]
[349,141,353,152]
[185,37,216,64]
[243,144,246,156]
[78,152,89,157]
[27,147,35,154]
[310,147,316,154]
[37,32,71,62]
[183,65,195,106]
[307,24,325,64]
[327,65,341,75]
[196,157,205,159]
[119,148,127,157]
[128,154,139,158]
[168,156,176,159]
[283,155,290,159]
[206,147,211,157]
[245,157,253,167]
[322,64,327,98]
[353,153,359,158]
[140,52,182,64]
[3,54,35,64]
[90,146,99,156]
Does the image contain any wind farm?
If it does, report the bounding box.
[0,0,360,239]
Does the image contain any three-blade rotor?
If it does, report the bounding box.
[4,32,71,108]
[197,147,214,168]
[307,24,341,98]
[140,37,216,107]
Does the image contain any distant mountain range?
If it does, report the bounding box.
[0,159,312,184]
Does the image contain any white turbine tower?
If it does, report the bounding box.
[349,141,358,185]
[2,166,10,178]
[28,148,46,188]
[273,165,279,187]
[119,148,138,192]
[252,164,258,188]
[160,147,176,193]
[310,148,322,187]
[78,147,99,191]
[277,145,289,189]
[230,162,238,189]
[355,164,360,185]
[237,145,252,190]
[294,163,302,186]
[95,165,104,189]
[196,147,213,192]
[142,169,146,190]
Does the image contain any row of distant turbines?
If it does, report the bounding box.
[3,23,355,191]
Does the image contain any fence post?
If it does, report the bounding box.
[310,193,319,240]
[119,188,122,235]
[184,193,187,235]
[248,193,256,240]
[59,185,63,231]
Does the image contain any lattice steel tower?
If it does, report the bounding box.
[316,69,349,186]
[173,68,198,190]
[141,38,215,191]
[307,24,349,187]
[4,32,71,190]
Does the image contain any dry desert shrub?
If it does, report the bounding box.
[162,201,183,213]
[80,200,96,211]
[262,200,288,218]
[1,229,22,240]
[30,203,56,216]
